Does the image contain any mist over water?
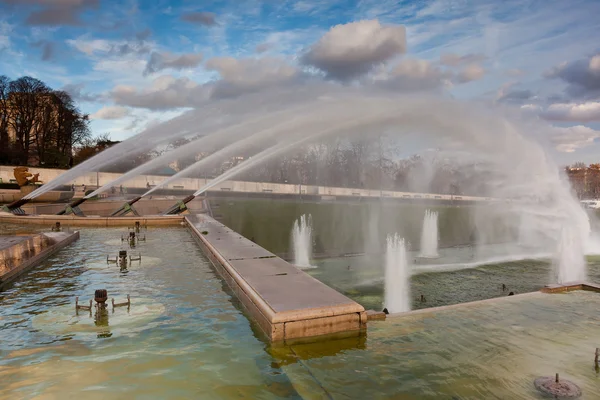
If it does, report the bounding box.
[25,86,592,281]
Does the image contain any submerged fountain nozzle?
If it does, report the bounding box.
[534,373,582,398]
[94,289,108,306]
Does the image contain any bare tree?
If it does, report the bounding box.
[8,76,50,164]
[0,75,11,163]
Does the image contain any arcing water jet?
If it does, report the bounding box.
[25,88,591,282]
[85,103,318,200]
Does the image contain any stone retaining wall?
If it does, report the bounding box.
[0,231,79,288]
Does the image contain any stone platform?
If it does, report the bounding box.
[541,281,600,293]
[185,214,366,343]
[0,212,184,227]
[0,231,79,288]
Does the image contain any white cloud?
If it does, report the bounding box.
[67,38,111,55]
[144,51,203,75]
[205,56,299,98]
[439,53,486,67]
[545,53,600,99]
[90,105,130,120]
[0,21,12,50]
[551,125,600,153]
[505,68,525,77]
[496,82,534,103]
[372,58,452,92]
[456,64,485,83]
[111,75,208,110]
[301,19,407,81]
[540,102,600,122]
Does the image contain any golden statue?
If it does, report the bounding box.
[14,167,41,187]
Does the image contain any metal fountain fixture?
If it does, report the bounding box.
[75,289,131,313]
[110,196,142,217]
[56,197,87,216]
[1,197,30,215]
[107,249,142,270]
[75,289,132,339]
[161,194,196,215]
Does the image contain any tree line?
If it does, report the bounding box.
[0,76,90,167]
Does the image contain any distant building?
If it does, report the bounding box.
[566,164,600,199]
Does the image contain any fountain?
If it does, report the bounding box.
[554,225,586,283]
[384,233,410,314]
[419,209,439,258]
[6,88,592,284]
[291,214,312,268]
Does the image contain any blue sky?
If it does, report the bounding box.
[1,0,600,164]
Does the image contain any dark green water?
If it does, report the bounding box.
[211,197,518,256]
[308,251,600,311]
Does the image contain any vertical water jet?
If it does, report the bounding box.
[384,234,410,313]
[554,225,586,283]
[291,214,312,267]
[419,209,439,258]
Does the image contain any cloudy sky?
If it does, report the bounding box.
[1,0,599,164]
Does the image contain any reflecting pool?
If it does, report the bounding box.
[308,245,600,311]
[0,228,300,399]
[274,291,600,399]
[2,224,600,399]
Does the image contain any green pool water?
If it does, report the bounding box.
[0,228,300,399]
[274,290,600,399]
[2,225,600,399]
[307,245,600,311]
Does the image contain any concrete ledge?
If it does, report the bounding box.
[541,281,600,293]
[0,213,184,227]
[0,231,79,288]
[385,291,541,319]
[383,283,600,320]
[185,214,366,342]
[366,310,387,321]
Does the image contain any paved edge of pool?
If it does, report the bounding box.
[0,212,184,226]
[382,281,600,319]
[185,214,367,343]
[0,230,79,288]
